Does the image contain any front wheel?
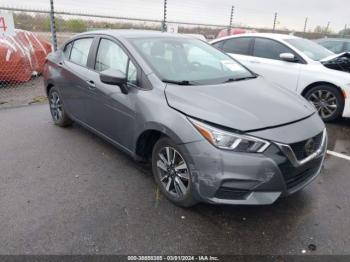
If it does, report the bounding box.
[304,84,344,122]
[152,137,198,207]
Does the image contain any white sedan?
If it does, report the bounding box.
[211,33,350,121]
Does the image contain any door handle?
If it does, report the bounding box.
[58,61,64,67]
[249,60,261,64]
[87,80,96,89]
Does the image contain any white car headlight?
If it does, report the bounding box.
[189,118,270,153]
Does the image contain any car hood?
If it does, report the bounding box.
[320,52,350,73]
[320,52,349,62]
[165,77,315,131]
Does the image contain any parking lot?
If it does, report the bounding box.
[0,103,349,255]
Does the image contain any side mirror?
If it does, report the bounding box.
[279,53,298,62]
[100,69,128,94]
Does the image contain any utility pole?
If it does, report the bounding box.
[343,24,347,38]
[161,0,167,32]
[303,17,308,36]
[49,0,57,51]
[325,21,330,36]
[272,12,278,32]
[228,5,234,33]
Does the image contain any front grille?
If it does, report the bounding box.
[215,187,250,200]
[264,141,324,193]
[279,156,323,191]
[285,165,319,189]
[290,132,323,160]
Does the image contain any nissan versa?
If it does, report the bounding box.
[43,30,327,207]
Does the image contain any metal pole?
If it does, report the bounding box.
[303,17,308,36]
[0,6,229,28]
[343,24,347,38]
[161,0,167,32]
[49,0,57,50]
[325,21,330,36]
[228,5,234,33]
[272,12,277,32]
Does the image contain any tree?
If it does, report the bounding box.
[62,19,86,32]
[314,25,323,33]
[314,25,333,34]
[339,28,350,36]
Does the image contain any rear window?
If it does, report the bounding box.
[70,38,93,66]
[221,38,252,55]
[212,41,223,49]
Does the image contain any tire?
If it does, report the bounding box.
[304,84,344,122]
[48,87,73,127]
[152,137,198,207]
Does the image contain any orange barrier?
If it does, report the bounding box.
[0,29,53,83]
[216,28,257,39]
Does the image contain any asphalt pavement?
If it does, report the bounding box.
[0,104,350,255]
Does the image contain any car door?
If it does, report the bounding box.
[83,37,139,150]
[248,37,302,92]
[59,37,94,123]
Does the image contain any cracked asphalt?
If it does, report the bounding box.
[0,104,350,255]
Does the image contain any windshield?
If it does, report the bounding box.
[285,38,334,61]
[129,37,254,85]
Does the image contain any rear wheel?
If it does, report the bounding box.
[152,137,197,207]
[304,84,344,122]
[48,87,73,127]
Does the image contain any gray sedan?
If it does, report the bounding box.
[43,30,327,207]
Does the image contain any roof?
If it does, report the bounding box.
[76,29,189,39]
[211,33,300,43]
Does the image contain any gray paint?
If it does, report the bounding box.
[165,77,315,131]
[43,30,327,205]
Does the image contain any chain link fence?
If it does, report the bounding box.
[0,0,349,107]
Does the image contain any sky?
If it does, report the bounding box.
[0,0,348,32]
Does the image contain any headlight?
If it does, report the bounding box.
[189,118,270,153]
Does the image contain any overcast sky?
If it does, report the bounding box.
[0,0,348,32]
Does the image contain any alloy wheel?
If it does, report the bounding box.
[307,89,338,119]
[49,91,63,121]
[156,146,190,198]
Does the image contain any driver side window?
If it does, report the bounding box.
[253,38,292,61]
[95,39,138,84]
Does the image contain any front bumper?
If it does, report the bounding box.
[179,129,327,205]
[342,97,350,118]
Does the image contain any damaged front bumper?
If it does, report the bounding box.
[178,116,327,205]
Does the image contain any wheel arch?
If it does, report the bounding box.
[46,81,55,96]
[135,129,164,160]
[301,81,345,99]
[134,123,187,161]
[301,81,346,121]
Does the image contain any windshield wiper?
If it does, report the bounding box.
[162,79,195,86]
[223,75,258,83]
